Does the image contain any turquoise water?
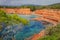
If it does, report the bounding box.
[14,20,45,40]
[0,15,45,40]
[1,20,45,40]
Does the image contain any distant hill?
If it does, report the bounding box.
[0,3,60,11]
[19,3,60,11]
[46,3,60,9]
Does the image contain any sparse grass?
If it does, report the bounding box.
[38,23,60,40]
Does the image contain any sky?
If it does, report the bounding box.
[0,0,60,6]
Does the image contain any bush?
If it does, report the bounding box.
[38,24,60,40]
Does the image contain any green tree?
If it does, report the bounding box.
[0,10,29,31]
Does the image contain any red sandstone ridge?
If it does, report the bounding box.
[0,8,60,25]
[0,8,32,15]
[34,9,60,25]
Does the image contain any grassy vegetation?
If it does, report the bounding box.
[38,23,60,40]
[0,10,29,31]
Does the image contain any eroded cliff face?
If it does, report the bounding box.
[0,8,32,15]
[0,8,60,25]
[34,9,60,25]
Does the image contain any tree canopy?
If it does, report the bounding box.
[0,10,29,31]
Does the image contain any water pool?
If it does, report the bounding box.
[1,15,45,40]
[14,20,45,40]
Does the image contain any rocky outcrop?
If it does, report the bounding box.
[0,8,32,15]
[34,9,60,25]
[0,8,60,25]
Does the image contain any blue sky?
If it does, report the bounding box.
[0,0,60,6]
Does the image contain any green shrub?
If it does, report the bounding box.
[38,24,60,40]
